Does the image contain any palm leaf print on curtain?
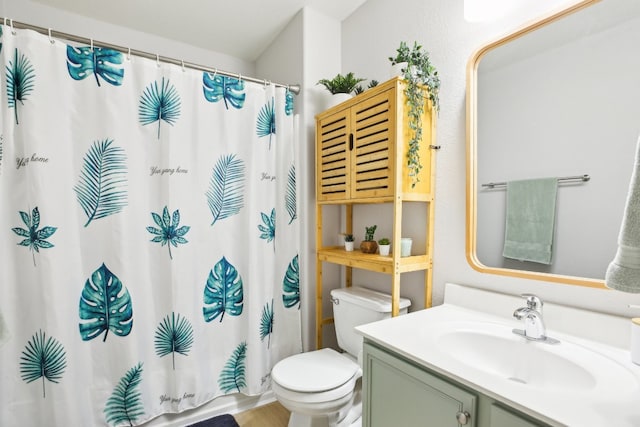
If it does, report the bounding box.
[66,45,124,87]
[286,165,297,224]
[154,312,194,370]
[78,263,133,342]
[203,73,246,110]
[74,139,128,227]
[259,300,274,348]
[139,77,181,139]
[282,254,300,309]
[206,154,245,226]
[19,330,66,398]
[104,363,144,427]
[6,47,35,125]
[203,257,244,323]
[11,207,57,267]
[218,342,247,394]
[258,208,276,250]
[146,206,190,259]
[256,97,276,149]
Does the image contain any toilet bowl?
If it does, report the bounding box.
[271,286,410,427]
[271,348,361,427]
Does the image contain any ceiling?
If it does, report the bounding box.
[33,0,367,61]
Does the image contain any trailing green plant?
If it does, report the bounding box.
[364,225,377,242]
[378,237,390,246]
[389,41,441,188]
[389,41,411,66]
[317,72,366,95]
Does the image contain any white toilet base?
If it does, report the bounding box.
[285,383,362,427]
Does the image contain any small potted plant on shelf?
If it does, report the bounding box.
[378,237,391,256]
[360,225,378,254]
[317,72,367,108]
[344,234,354,252]
[388,41,441,188]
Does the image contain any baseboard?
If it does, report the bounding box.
[146,391,277,426]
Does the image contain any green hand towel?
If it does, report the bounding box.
[606,136,640,292]
[503,178,558,264]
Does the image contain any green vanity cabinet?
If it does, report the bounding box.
[362,341,549,427]
[363,341,477,426]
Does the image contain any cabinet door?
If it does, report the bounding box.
[316,108,351,202]
[363,343,477,427]
[350,88,396,199]
[490,404,545,427]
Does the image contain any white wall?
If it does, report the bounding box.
[341,0,640,317]
[0,0,254,75]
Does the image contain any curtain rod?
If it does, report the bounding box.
[481,174,590,189]
[1,17,301,95]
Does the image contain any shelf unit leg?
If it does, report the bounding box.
[316,204,323,349]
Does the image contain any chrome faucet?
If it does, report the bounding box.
[512,294,559,344]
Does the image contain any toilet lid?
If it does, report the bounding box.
[272,348,360,393]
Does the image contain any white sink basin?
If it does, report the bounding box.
[435,321,637,394]
[356,286,640,426]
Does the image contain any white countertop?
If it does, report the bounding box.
[356,286,640,427]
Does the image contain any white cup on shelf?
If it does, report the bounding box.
[400,238,412,257]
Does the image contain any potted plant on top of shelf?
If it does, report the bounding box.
[317,72,367,108]
[378,237,391,256]
[343,234,354,252]
[360,225,378,254]
[389,41,441,188]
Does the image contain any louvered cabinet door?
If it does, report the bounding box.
[350,88,396,199]
[316,108,351,202]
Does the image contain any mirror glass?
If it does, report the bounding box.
[467,0,640,287]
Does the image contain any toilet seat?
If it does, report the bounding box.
[271,348,362,405]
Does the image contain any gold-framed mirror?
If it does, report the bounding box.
[466,0,640,288]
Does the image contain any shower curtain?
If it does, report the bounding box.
[0,25,302,426]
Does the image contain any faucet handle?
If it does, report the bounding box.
[521,294,543,311]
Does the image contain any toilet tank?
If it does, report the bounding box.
[330,286,411,359]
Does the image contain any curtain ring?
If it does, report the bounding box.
[90,38,94,51]
[181,59,185,72]
[127,47,131,60]
[156,53,160,67]
[10,19,15,35]
[48,28,55,44]
[213,68,218,78]
[238,73,242,83]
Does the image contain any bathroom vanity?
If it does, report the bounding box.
[363,341,543,426]
[356,283,640,427]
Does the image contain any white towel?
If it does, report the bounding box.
[606,135,640,292]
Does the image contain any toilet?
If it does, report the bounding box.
[271,286,411,427]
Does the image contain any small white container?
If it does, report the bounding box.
[400,238,412,257]
[632,318,640,365]
[379,244,391,256]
